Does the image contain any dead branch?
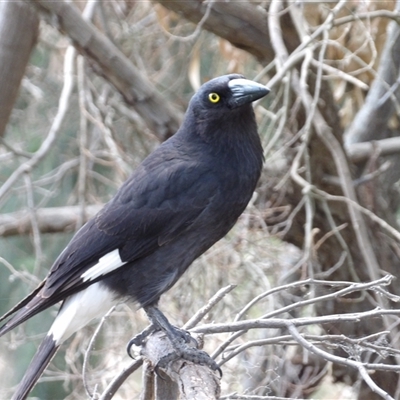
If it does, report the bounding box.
[141,331,221,400]
[0,205,102,237]
[98,359,144,400]
[346,137,400,163]
[192,308,400,343]
[287,324,395,400]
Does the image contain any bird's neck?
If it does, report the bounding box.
[176,108,263,184]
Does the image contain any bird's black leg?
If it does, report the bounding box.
[142,305,221,375]
[144,305,195,345]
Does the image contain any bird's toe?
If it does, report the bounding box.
[169,325,197,346]
[127,324,156,358]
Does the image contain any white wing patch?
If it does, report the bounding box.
[81,249,127,282]
[49,282,116,344]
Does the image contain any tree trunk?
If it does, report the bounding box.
[0,2,39,138]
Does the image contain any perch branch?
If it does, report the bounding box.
[141,331,220,400]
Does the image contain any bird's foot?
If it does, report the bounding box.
[127,324,156,358]
[142,305,222,376]
[127,322,194,352]
[166,324,198,347]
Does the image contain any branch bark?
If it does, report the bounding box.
[141,331,221,400]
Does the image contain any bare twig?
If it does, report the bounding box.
[83,306,115,399]
[157,0,215,42]
[287,324,395,400]
[98,359,144,400]
[184,284,236,330]
[195,308,400,343]
[331,9,400,27]
[23,172,42,276]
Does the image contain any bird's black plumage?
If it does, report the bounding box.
[0,74,269,399]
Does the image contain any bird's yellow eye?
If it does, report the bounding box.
[208,92,220,103]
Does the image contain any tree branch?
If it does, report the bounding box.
[98,359,144,400]
[141,331,220,400]
[155,0,274,63]
[25,0,182,141]
[346,137,400,163]
[287,324,395,400]
[0,205,102,237]
[0,2,39,137]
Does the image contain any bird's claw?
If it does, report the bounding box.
[126,339,139,359]
[127,324,156,358]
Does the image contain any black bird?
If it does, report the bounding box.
[0,74,269,399]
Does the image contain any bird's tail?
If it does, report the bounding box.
[12,334,59,400]
[0,280,53,338]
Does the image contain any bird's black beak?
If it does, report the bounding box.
[228,78,270,109]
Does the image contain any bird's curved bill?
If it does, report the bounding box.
[228,78,270,108]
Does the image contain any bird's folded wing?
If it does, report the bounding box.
[0,160,218,327]
[42,160,218,298]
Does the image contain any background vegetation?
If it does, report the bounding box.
[1,1,400,399]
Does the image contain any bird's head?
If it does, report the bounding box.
[188,74,270,119]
